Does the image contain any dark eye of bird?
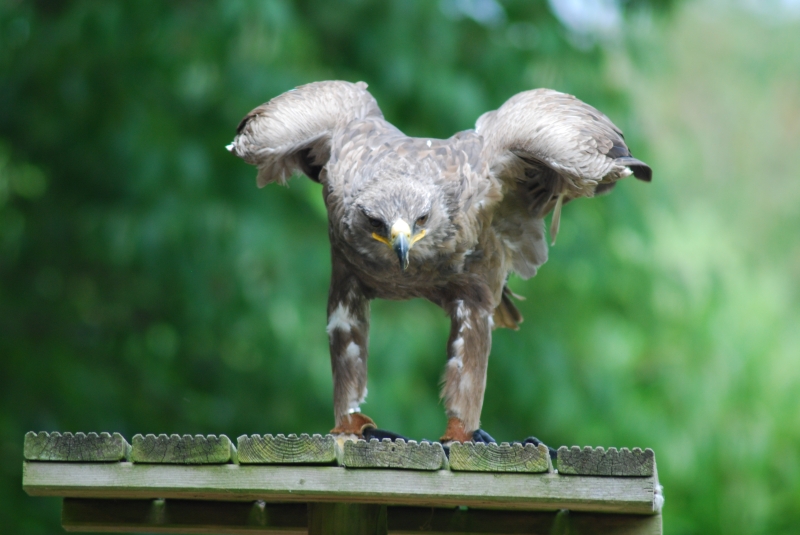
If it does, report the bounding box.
[368,217,383,229]
[416,214,429,226]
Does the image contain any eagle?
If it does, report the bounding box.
[227,81,650,444]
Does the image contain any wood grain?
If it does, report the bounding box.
[23,462,659,514]
[448,442,551,473]
[131,434,235,464]
[342,439,446,470]
[238,434,336,465]
[24,432,130,462]
[557,447,655,477]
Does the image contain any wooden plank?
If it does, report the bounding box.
[61,498,307,534]
[23,462,659,514]
[557,447,655,477]
[388,507,662,535]
[24,432,130,462]
[308,503,387,535]
[342,439,446,470]
[238,434,336,465]
[59,500,661,534]
[448,442,551,473]
[131,434,235,464]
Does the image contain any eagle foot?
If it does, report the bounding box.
[330,413,376,438]
[439,417,476,444]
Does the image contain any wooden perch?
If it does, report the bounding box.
[24,432,130,462]
[342,438,447,470]
[238,433,336,464]
[449,441,551,473]
[130,434,235,464]
[557,446,655,477]
[23,431,663,534]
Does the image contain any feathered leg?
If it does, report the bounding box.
[440,299,492,443]
[327,265,375,437]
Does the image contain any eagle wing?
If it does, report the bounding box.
[476,88,651,277]
[227,81,383,187]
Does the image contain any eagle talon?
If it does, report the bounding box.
[363,427,410,442]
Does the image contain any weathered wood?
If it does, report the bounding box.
[59,500,661,534]
[61,498,307,533]
[342,439,446,470]
[557,447,655,477]
[23,462,659,514]
[131,434,235,464]
[388,507,662,535]
[448,442,551,473]
[238,434,336,465]
[24,432,130,462]
[308,503,387,535]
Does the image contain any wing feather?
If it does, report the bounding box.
[227,81,383,187]
[478,88,651,237]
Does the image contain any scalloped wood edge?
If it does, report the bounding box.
[130,434,235,464]
[449,441,552,473]
[237,433,336,464]
[24,432,130,462]
[557,446,655,476]
[342,438,447,470]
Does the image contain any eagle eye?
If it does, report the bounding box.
[416,214,429,227]
[368,217,384,229]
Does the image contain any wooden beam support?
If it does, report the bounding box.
[59,499,662,534]
[130,434,235,464]
[238,434,336,465]
[61,498,307,533]
[448,442,551,473]
[308,503,387,535]
[24,432,130,462]
[388,506,662,535]
[23,462,659,514]
[342,439,447,470]
[557,447,655,477]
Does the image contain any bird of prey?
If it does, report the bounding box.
[227,81,651,444]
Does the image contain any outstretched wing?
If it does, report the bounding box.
[227,81,383,187]
[477,88,651,275]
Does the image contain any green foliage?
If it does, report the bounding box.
[2,1,799,533]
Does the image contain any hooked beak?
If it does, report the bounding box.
[372,218,426,272]
[391,219,412,271]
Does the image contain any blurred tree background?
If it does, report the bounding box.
[2,0,799,533]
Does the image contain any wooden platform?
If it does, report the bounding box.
[22,431,663,534]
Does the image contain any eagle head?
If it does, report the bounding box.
[345,169,450,273]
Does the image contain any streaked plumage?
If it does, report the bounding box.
[228,81,651,443]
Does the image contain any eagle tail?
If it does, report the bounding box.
[493,285,524,330]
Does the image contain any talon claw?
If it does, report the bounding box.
[362,428,409,442]
[521,436,557,460]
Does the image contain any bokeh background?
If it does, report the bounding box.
[2,0,799,533]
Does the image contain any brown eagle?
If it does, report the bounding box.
[227,81,650,444]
